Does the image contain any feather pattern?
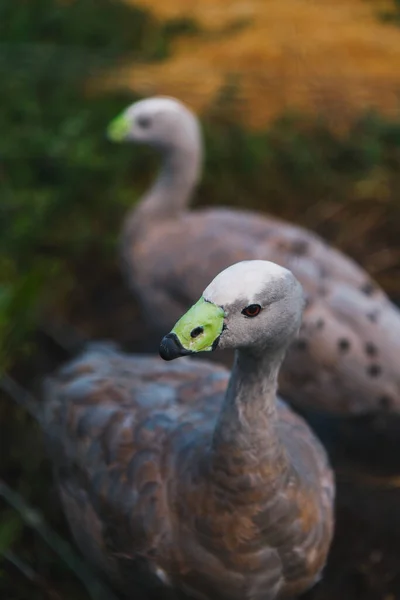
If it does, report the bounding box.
[41,343,334,600]
[112,96,400,415]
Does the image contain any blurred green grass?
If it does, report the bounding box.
[2,1,400,598]
[2,0,400,372]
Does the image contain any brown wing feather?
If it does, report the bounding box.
[41,344,333,600]
[127,207,400,414]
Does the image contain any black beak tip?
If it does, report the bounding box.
[159,342,175,361]
[159,333,185,361]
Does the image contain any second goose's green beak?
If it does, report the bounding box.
[107,112,130,142]
[159,297,225,361]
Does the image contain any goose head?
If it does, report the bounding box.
[107,96,201,152]
[159,260,304,360]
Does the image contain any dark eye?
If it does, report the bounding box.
[241,304,262,318]
[190,326,204,339]
[137,115,151,129]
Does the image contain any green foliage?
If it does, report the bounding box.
[0,513,23,556]
[0,0,181,371]
[201,105,400,287]
[2,1,400,374]
[0,0,153,56]
[378,0,400,24]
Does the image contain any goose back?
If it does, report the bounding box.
[126,207,400,415]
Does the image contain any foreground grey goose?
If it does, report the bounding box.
[107,96,400,415]
[40,260,334,600]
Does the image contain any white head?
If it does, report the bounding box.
[159,260,304,360]
[107,96,201,152]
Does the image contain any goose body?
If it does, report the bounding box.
[108,97,400,415]
[41,261,334,600]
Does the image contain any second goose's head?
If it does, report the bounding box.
[159,260,304,360]
[107,96,201,153]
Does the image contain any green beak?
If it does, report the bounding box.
[159,297,225,361]
[107,112,130,142]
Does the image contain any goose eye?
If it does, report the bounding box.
[242,304,262,318]
[137,115,151,129]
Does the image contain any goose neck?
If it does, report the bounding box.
[127,141,202,238]
[210,347,288,481]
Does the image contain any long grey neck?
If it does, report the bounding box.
[123,141,202,244]
[210,346,289,486]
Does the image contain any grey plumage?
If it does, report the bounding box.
[108,95,400,415]
[37,261,334,600]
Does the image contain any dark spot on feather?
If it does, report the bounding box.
[296,339,308,350]
[361,282,376,296]
[292,240,309,255]
[338,338,350,352]
[368,364,382,377]
[365,342,377,357]
[378,395,392,410]
[316,319,324,329]
[367,311,379,323]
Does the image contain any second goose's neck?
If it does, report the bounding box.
[210,347,289,482]
[125,142,202,240]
